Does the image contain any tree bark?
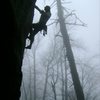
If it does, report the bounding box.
[61,60,65,100]
[1,0,36,100]
[64,54,68,100]
[33,50,37,100]
[42,65,49,100]
[56,0,85,100]
[51,82,57,100]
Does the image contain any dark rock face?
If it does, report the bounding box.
[1,0,36,100]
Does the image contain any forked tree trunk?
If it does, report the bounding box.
[64,54,68,100]
[60,59,65,100]
[56,0,85,100]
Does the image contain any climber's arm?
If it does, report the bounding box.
[35,5,43,14]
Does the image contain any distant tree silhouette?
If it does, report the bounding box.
[56,0,85,100]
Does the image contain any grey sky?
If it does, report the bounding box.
[22,1,100,99]
[34,0,100,57]
[70,0,100,56]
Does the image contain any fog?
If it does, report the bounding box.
[35,0,100,57]
[20,0,100,100]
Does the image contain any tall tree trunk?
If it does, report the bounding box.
[33,50,36,100]
[60,60,65,100]
[42,65,49,100]
[64,54,68,100]
[1,0,36,100]
[29,62,32,100]
[51,82,57,100]
[56,0,85,100]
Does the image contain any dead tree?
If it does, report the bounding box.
[64,52,68,100]
[60,58,65,100]
[56,0,85,100]
[42,63,50,100]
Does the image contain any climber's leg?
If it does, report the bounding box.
[25,29,39,49]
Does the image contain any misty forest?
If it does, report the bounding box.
[20,0,100,100]
[3,0,100,100]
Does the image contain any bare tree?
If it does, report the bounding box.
[51,62,59,100]
[42,57,53,100]
[78,57,100,100]
[64,52,68,100]
[60,57,65,100]
[56,0,85,100]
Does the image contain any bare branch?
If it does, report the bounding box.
[61,1,72,5]
[69,13,87,26]
[62,6,87,27]
[65,22,86,27]
[55,34,63,38]
[47,21,57,26]
[47,18,59,26]
[62,6,70,14]
[50,0,57,8]
[64,10,76,19]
